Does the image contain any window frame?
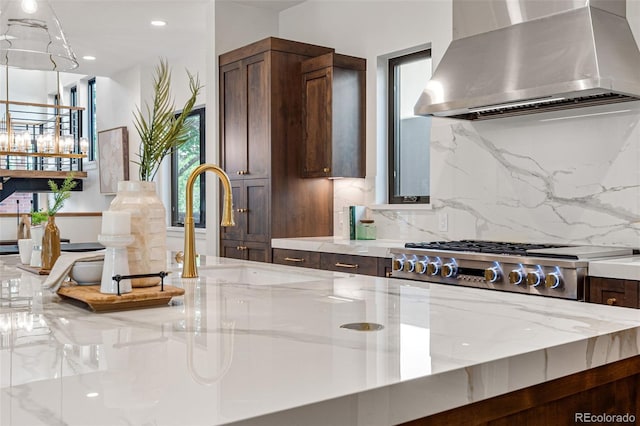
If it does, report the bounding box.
[388,49,432,205]
[69,85,81,146]
[171,107,206,228]
[87,78,97,161]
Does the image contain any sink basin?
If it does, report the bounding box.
[195,264,339,286]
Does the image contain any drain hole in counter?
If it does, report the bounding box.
[340,322,384,331]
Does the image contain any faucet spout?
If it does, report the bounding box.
[182,163,235,278]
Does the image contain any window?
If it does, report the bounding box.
[388,49,432,204]
[69,86,81,142]
[171,107,205,227]
[87,78,97,161]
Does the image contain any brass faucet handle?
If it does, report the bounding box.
[175,251,185,264]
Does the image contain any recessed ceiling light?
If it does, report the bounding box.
[151,20,167,27]
[83,56,96,61]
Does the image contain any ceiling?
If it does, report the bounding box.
[46,0,306,78]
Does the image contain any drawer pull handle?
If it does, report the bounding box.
[236,170,249,175]
[236,208,248,213]
[607,297,617,306]
[284,257,304,263]
[335,262,358,269]
[236,246,247,251]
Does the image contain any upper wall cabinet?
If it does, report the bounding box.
[301,53,366,178]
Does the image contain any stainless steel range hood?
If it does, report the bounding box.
[414,0,640,120]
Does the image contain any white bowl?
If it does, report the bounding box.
[70,260,104,285]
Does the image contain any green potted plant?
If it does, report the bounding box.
[109,58,202,286]
[29,174,77,269]
[41,174,77,270]
[133,58,202,182]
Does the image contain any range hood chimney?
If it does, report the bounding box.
[414,0,640,120]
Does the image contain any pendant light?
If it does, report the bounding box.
[0,0,78,71]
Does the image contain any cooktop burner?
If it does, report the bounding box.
[393,240,633,300]
[404,240,569,256]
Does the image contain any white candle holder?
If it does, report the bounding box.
[98,233,135,295]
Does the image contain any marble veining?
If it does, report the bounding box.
[336,103,640,249]
[2,254,640,425]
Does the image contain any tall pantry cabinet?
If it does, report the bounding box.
[219,37,335,262]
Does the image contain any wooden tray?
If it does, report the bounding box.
[57,284,185,312]
[17,264,49,275]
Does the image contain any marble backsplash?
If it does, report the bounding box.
[334,102,640,248]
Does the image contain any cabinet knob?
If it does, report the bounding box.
[236,170,248,175]
[606,297,617,306]
[236,245,247,251]
[236,208,248,213]
[323,167,330,173]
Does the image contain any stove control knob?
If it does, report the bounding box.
[509,270,524,285]
[392,256,404,272]
[442,262,458,278]
[545,272,562,289]
[527,271,542,287]
[415,259,428,274]
[484,267,501,283]
[403,258,416,273]
[427,262,440,276]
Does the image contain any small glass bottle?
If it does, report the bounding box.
[356,219,377,240]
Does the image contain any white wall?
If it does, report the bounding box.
[279,0,640,248]
[279,0,452,230]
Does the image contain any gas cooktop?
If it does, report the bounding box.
[392,240,633,300]
[404,240,568,256]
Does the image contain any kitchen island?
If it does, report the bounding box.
[1,254,640,425]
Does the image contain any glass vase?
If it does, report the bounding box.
[29,225,44,267]
[41,216,61,271]
[108,181,167,287]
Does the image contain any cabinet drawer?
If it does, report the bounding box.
[320,253,379,276]
[587,277,640,308]
[272,249,320,269]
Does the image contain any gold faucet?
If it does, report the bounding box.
[182,164,235,278]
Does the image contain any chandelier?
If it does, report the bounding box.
[0,0,87,169]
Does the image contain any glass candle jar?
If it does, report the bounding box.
[356,219,377,240]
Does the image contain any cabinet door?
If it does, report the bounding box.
[220,179,269,243]
[244,179,269,243]
[220,54,270,180]
[220,61,247,179]
[301,68,332,177]
[220,239,247,260]
[320,253,379,276]
[273,248,321,269]
[246,242,270,263]
[588,277,640,308]
[220,240,270,262]
[245,54,270,180]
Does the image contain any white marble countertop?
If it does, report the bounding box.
[589,256,640,281]
[2,254,640,425]
[271,236,405,258]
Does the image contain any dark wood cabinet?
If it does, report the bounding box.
[221,240,269,263]
[221,179,269,243]
[301,53,366,178]
[273,248,390,277]
[272,248,321,269]
[219,38,336,263]
[220,54,270,181]
[587,276,640,308]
